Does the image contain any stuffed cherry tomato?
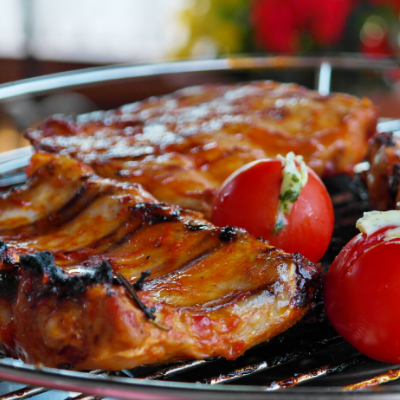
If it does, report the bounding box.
[211,152,334,262]
[324,210,400,364]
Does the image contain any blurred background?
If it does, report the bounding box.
[0,0,400,153]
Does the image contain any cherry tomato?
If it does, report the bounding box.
[211,157,334,262]
[324,215,400,364]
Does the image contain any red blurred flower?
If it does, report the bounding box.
[251,0,356,53]
[251,0,299,53]
[310,0,355,45]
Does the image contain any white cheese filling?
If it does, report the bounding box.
[356,210,400,240]
[275,152,308,232]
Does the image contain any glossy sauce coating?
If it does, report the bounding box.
[0,153,321,370]
[26,81,378,218]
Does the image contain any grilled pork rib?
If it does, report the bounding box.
[25,81,378,218]
[0,152,321,370]
[365,131,400,210]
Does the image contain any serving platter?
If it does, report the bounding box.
[1,56,400,400]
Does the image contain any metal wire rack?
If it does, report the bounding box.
[0,57,400,399]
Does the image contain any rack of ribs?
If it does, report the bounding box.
[365,131,400,211]
[0,152,321,371]
[25,80,378,218]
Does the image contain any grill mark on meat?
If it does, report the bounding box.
[291,253,323,308]
[41,183,99,228]
[25,81,378,218]
[49,215,144,266]
[80,203,185,261]
[0,187,120,245]
[93,220,222,283]
[0,152,322,370]
[187,279,281,312]
[81,213,143,252]
[19,251,116,300]
[102,219,146,251]
[219,226,239,242]
[143,241,224,288]
[144,241,294,308]
[132,202,181,225]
